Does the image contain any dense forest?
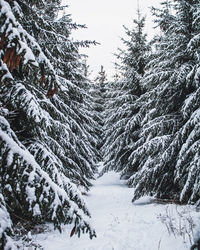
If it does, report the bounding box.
[0,0,199,249]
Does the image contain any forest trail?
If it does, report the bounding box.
[37,165,194,250]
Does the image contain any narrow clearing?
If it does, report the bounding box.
[37,169,197,250]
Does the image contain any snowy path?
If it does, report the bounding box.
[36,170,196,250]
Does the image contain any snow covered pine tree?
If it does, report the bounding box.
[0,0,97,248]
[101,9,150,176]
[101,0,200,207]
[91,65,108,157]
[122,0,200,204]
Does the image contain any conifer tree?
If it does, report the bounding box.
[169,0,200,205]
[124,0,200,204]
[124,0,181,199]
[17,0,98,190]
[94,65,107,119]
[0,0,97,247]
[101,0,200,206]
[101,10,150,175]
[90,66,108,159]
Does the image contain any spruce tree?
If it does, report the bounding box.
[0,0,96,247]
[125,0,200,204]
[125,0,181,199]
[94,65,107,125]
[170,0,200,205]
[90,65,108,159]
[101,10,150,175]
[101,0,200,206]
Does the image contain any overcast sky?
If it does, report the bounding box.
[64,0,161,80]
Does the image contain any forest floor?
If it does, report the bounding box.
[33,164,199,250]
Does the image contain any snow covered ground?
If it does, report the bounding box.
[34,167,199,250]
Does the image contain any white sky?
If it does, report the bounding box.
[63,0,161,80]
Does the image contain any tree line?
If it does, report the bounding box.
[100,0,200,206]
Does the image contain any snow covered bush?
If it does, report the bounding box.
[157,205,195,245]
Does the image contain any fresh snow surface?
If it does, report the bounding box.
[35,167,198,250]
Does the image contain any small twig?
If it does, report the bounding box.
[158,237,162,250]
